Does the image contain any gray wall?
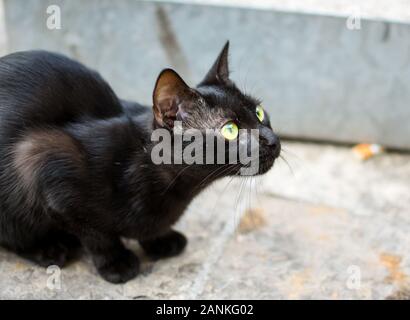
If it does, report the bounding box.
[2,0,410,149]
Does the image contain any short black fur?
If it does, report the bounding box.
[0,42,280,283]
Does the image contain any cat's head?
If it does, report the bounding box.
[151,41,280,176]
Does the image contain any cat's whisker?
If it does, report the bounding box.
[193,164,231,192]
[254,175,263,204]
[279,154,295,177]
[234,175,248,228]
[281,147,304,164]
[161,164,194,195]
[209,164,243,216]
[243,177,252,228]
[247,177,255,229]
[197,165,229,189]
[209,164,242,192]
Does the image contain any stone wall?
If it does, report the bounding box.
[1,0,409,149]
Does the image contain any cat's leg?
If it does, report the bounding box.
[38,169,140,284]
[140,229,187,260]
[13,129,139,283]
[39,174,140,283]
[81,233,139,284]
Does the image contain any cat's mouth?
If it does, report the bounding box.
[258,136,282,174]
[234,148,280,176]
[258,154,277,175]
[256,145,281,175]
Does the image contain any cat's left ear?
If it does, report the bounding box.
[199,41,232,86]
[153,69,197,129]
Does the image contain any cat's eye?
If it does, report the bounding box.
[221,121,239,140]
[256,105,264,122]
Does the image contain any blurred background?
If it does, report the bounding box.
[2,0,410,149]
[0,0,409,300]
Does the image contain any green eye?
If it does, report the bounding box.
[221,121,239,140]
[256,105,264,122]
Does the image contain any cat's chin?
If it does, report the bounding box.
[234,156,276,176]
[256,153,277,175]
[257,161,275,175]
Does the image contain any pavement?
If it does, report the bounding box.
[0,141,409,299]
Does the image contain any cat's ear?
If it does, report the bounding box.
[199,41,232,86]
[153,69,196,128]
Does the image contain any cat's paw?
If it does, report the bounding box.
[141,230,187,260]
[18,234,81,268]
[22,242,70,268]
[96,249,140,284]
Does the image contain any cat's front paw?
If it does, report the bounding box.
[141,230,187,261]
[95,249,140,284]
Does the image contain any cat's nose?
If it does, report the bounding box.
[272,137,281,158]
[269,135,281,158]
[260,128,281,158]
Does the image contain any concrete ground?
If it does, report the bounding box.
[0,141,409,299]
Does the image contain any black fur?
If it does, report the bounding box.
[0,42,280,283]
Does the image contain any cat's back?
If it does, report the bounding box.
[0,50,123,139]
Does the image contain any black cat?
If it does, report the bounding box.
[0,42,280,283]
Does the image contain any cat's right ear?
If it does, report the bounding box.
[199,41,232,86]
[152,69,195,129]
